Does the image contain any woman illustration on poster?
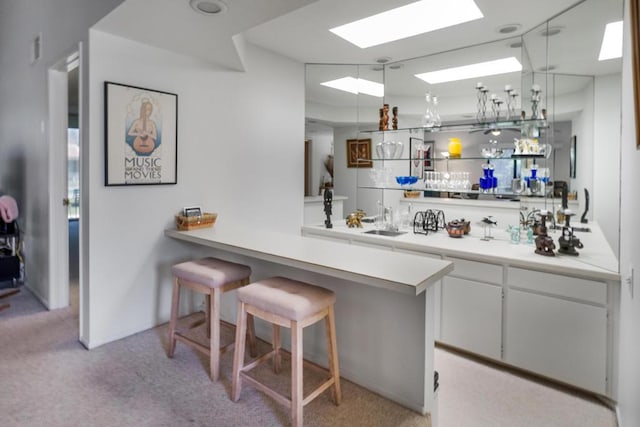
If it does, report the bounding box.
[127,98,159,155]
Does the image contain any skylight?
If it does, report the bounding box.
[598,21,623,61]
[329,0,484,49]
[414,57,523,84]
[321,77,384,97]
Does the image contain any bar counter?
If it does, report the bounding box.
[165,221,454,421]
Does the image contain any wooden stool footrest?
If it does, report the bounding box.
[175,333,210,356]
[303,377,335,406]
[175,332,236,356]
[239,348,335,407]
[240,372,292,409]
[188,316,206,330]
[241,349,277,372]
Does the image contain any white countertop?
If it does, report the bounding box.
[304,195,347,202]
[165,220,453,296]
[301,221,620,282]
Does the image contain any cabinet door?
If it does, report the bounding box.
[440,276,502,360]
[505,289,607,394]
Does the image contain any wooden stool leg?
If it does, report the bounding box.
[231,301,248,402]
[209,288,221,381]
[325,305,342,405]
[272,324,282,374]
[205,294,211,338]
[291,321,303,427]
[167,278,181,357]
[247,313,257,358]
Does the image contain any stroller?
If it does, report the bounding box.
[0,195,21,312]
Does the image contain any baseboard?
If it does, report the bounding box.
[25,283,50,310]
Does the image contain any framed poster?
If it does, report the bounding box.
[104,81,178,186]
[346,138,372,168]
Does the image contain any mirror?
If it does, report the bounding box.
[305,0,623,250]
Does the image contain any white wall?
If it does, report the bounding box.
[616,1,640,424]
[85,30,304,347]
[0,0,124,305]
[593,73,621,258]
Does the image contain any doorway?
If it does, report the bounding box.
[47,46,81,323]
[67,64,80,310]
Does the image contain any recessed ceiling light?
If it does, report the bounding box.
[414,57,522,84]
[599,20,623,61]
[330,0,484,49]
[497,24,521,34]
[189,0,228,15]
[508,40,523,49]
[321,77,384,97]
[388,63,404,70]
[537,65,557,72]
[540,26,563,37]
[376,57,392,64]
[371,65,384,71]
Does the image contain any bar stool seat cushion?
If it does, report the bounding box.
[171,257,251,289]
[237,277,336,321]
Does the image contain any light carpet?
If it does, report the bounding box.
[0,286,617,427]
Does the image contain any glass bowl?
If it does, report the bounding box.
[395,176,419,186]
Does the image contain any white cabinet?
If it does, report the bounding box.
[505,289,607,394]
[505,267,609,394]
[299,226,618,397]
[441,276,503,360]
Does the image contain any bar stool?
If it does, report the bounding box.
[167,257,256,381]
[231,276,341,427]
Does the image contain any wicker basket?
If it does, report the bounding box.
[403,190,422,198]
[175,212,218,231]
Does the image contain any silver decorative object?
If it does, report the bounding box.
[530,84,542,120]
[491,95,504,121]
[475,82,489,123]
[504,85,518,119]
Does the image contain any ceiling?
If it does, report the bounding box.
[95,0,624,71]
[94,0,623,123]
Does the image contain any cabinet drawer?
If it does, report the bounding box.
[394,247,442,260]
[507,267,607,305]
[446,256,502,284]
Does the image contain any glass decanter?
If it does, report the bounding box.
[432,95,442,127]
[422,93,436,128]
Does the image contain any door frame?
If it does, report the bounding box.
[47,44,82,322]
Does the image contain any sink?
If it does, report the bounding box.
[364,229,407,237]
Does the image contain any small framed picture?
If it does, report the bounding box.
[346,138,372,168]
[183,206,202,217]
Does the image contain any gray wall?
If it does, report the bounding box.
[0,0,125,309]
